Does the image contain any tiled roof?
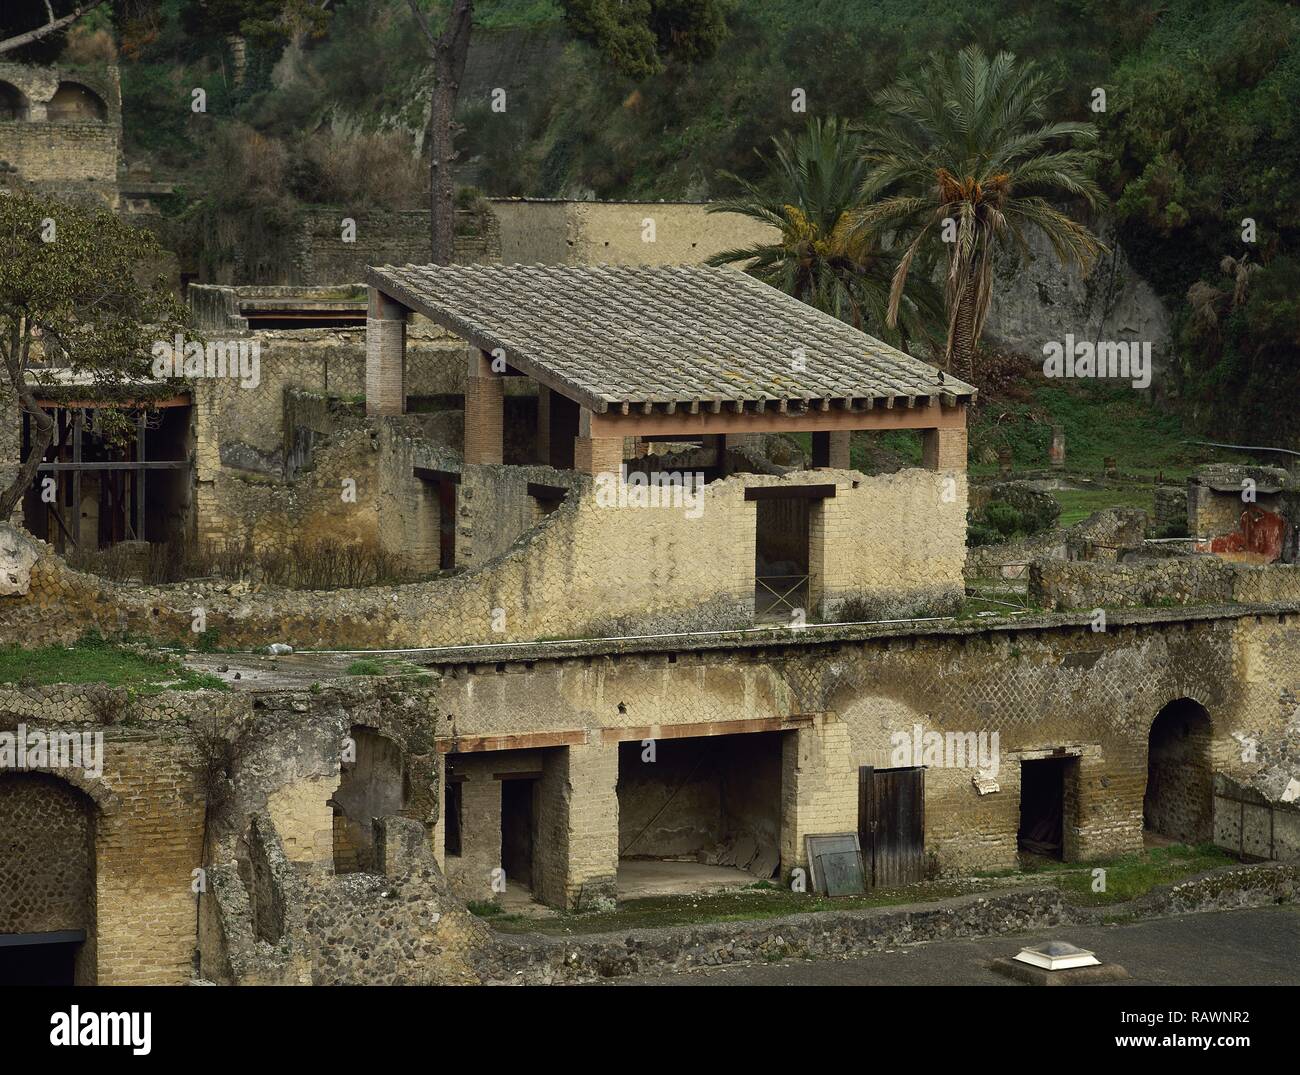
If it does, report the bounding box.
[366,263,976,413]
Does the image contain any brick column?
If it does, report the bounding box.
[574,408,624,477]
[365,288,407,417]
[811,431,851,469]
[464,348,504,465]
[779,719,857,883]
[922,427,967,472]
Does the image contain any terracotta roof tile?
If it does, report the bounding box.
[367,263,976,412]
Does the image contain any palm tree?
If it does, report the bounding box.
[852,45,1107,378]
[706,117,942,349]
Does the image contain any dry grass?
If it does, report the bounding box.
[68,537,414,590]
[299,129,424,209]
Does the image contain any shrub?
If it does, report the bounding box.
[983,501,1024,538]
[295,129,423,209]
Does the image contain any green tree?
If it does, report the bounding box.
[562,0,727,79]
[853,44,1106,377]
[405,0,730,263]
[707,117,942,348]
[0,191,186,520]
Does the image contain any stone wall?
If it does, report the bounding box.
[3,597,1299,978]
[488,199,778,266]
[419,604,1299,879]
[290,208,501,284]
[0,690,213,984]
[1,465,967,650]
[0,63,121,207]
[1030,555,1300,611]
[0,772,97,982]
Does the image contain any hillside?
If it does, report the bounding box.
[13,0,1300,449]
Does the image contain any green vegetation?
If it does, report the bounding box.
[345,656,432,680]
[489,844,1239,934]
[852,44,1104,375]
[1051,485,1155,528]
[1013,842,1235,906]
[705,117,941,346]
[486,878,973,934]
[0,632,227,693]
[0,190,187,521]
[11,0,1299,445]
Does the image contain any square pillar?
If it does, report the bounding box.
[536,385,551,466]
[574,437,624,476]
[811,431,851,469]
[536,742,618,910]
[575,408,623,477]
[464,348,504,465]
[365,289,408,417]
[780,719,857,882]
[922,427,967,472]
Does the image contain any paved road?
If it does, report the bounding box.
[614,905,1300,986]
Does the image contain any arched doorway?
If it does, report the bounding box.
[0,772,97,984]
[1144,698,1214,843]
[0,82,28,121]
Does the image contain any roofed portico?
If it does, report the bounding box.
[364,263,974,476]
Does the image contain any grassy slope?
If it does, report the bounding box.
[0,636,226,693]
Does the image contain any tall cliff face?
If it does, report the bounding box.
[984,220,1175,399]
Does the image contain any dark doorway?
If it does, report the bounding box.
[0,932,84,985]
[437,478,457,570]
[615,732,783,889]
[754,497,811,620]
[1145,699,1214,842]
[1019,757,1070,859]
[444,779,462,857]
[858,766,925,886]
[547,392,580,470]
[500,778,536,891]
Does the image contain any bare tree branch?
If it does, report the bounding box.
[0,0,108,56]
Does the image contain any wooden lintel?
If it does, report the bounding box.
[744,483,837,502]
[527,482,568,500]
[414,466,461,484]
[438,729,587,754]
[599,715,813,744]
[38,460,189,473]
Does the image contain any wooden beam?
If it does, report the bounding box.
[437,729,588,754]
[37,460,189,472]
[599,715,815,744]
[414,466,461,484]
[744,484,837,502]
[586,399,964,437]
[526,482,568,500]
[71,410,82,549]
